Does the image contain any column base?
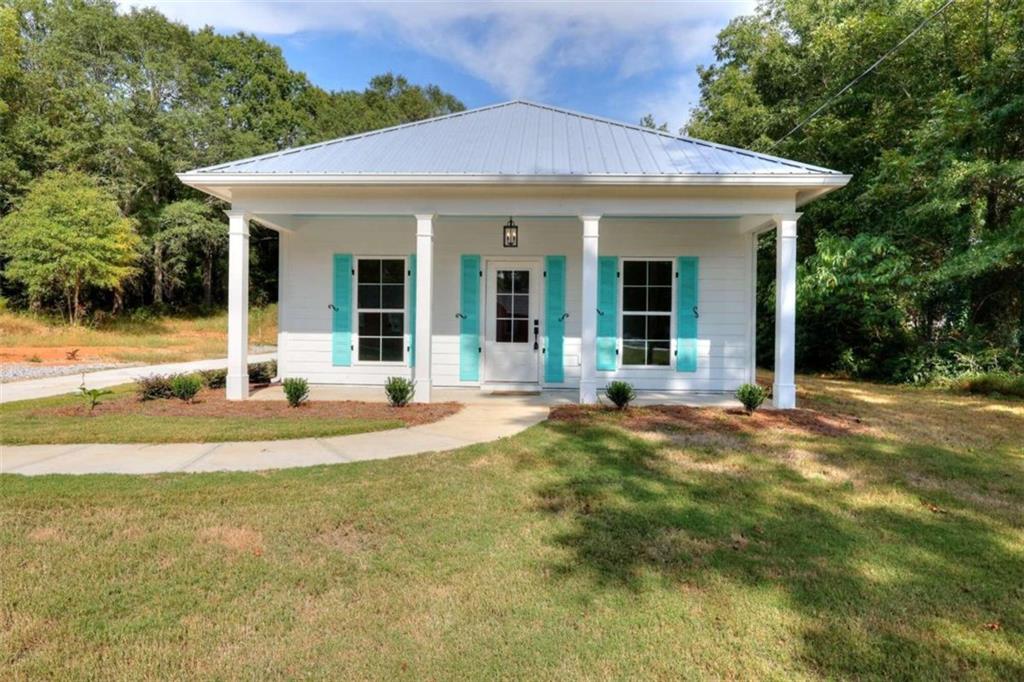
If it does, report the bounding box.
[772,382,796,410]
[413,380,432,404]
[579,380,598,404]
[226,374,249,401]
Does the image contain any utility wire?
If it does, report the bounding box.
[770,0,958,149]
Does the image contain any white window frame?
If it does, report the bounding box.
[353,255,409,366]
[618,257,675,369]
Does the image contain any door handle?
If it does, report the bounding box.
[533,320,540,350]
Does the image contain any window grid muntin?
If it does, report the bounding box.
[496,269,530,343]
[621,259,673,367]
[356,257,405,363]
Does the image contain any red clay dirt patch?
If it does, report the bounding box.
[549,404,869,438]
[36,388,460,427]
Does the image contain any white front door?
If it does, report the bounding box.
[484,260,541,386]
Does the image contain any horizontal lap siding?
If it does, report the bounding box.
[278,216,754,392]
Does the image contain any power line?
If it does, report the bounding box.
[770,0,958,149]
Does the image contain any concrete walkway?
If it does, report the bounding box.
[0,353,276,404]
[1,398,549,476]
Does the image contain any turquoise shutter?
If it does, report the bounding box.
[332,254,353,366]
[596,256,618,371]
[676,256,699,372]
[407,254,416,368]
[544,256,566,383]
[459,255,481,381]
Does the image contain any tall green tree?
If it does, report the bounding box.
[687,0,1024,379]
[0,171,140,324]
[152,200,226,308]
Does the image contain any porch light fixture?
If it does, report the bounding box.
[502,217,518,248]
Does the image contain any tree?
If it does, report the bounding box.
[153,200,226,307]
[0,171,140,324]
[639,114,669,132]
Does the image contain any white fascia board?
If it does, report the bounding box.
[177,172,852,189]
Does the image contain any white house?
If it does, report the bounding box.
[178,101,849,408]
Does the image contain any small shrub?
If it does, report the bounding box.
[248,360,277,385]
[170,373,203,403]
[198,368,227,389]
[28,354,41,363]
[735,383,768,414]
[384,376,415,407]
[604,381,636,410]
[282,377,310,407]
[79,385,113,411]
[135,374,174,401]
[953,372,1024,399]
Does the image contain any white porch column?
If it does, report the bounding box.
[579,215,601,404]
[225,210,250,400]
[413,214,434,403]
[773,213,801,409]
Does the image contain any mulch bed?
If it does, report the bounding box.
[549,404,869,438]
[37,388,460,427]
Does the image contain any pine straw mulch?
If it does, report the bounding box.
[548,403,873,439]
[37,388,460,427]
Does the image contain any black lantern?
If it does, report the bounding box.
[503,217,518,248]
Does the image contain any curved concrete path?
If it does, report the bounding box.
[1,402,549,476]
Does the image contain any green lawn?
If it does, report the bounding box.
[0,385,405,444]
[2,377,1022,678]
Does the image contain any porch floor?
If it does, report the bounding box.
[251,384,744,408]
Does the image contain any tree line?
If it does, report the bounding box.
[685,0,1023,381]
[0,0,462,323]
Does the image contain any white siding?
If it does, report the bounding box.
[278,216,754,393]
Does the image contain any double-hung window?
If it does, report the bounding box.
[356,258,405,362]
[621,259,672,366]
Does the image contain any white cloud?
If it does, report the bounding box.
[120,1,754,103]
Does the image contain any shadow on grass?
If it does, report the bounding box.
[530,414,1024,678]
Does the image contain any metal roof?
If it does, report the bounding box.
[186,100,843,177]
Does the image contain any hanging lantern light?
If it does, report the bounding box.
[503,217,518,248]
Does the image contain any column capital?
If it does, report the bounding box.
[415,214,434,237]
[773,212,801,238]
[578,214,602,223]
[224,209,250,236]
[579,215,601,238]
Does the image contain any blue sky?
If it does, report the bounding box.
[123,1,756,132]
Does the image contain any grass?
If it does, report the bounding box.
[0,306,277,364]
[0,384,407,444]
[952,371,1024,399]
[2,376,1023,678]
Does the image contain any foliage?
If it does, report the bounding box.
[248,360,277,385]
[735,383,768,414]
[0,171,139,324]
[135,374,174,401]
[78,384,113,411]
[282,377,310,407]
[952,372,1024,399]
[604,381,636,409]
[169,373,202,402]
[0,0,463,318]
[198,369,227,389]
[384,376,415,407]
[688,0,1024,379]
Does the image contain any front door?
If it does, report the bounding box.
[484,261,540,386]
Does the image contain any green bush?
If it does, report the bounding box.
[198,368,227,389]
[282,377,310,407]
[735,383,768,414]
[135,374,174,401]
[953,372,1024,398]
[384,376,415,407]
[604,381,636,410]
[170,373,203,402]
[248,360,277,385]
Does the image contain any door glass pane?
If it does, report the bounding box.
[512,294,529,319]
[496,295,512,318]
[648,340,671,366]
[496,319,512,343]
[381,284,404,309]
[623,260,646,285]
[359,337,380,362]
[381,259,404,283]
[358,260,380,283]
[648,261,672,285]
[359,312,381,336]
[512,319,529,343]
[358,284,380,308]
[512,270,529,293]
[622,341,645,365]
[381,337,404,362]
[497,270,512,293]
